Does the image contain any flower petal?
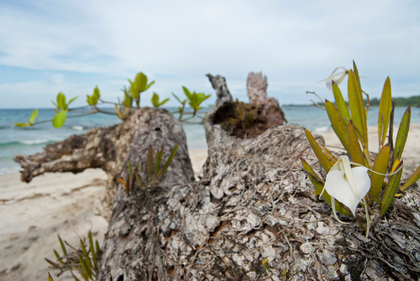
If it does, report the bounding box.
[323,167,371,217]
[351,167,371,200]
[324,170,360,216]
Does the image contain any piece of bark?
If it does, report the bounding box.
[247,71,287,127]
[96,74,420,280]
[247,72,268,107]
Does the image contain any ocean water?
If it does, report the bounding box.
[1,106,419,175]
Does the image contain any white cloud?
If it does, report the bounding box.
[0,0,419,108]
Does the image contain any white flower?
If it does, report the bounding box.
[319,67,349,92]
[323,165,371,217]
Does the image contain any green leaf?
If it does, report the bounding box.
[182,86,192,99]
[48,272,54,281]
[57,92,67,110]
[160,144,178,177]
[93,86,100,99]
[88,232,97,264]
[68,96,78,106]
[78,254,92,279]
[304,128,332,172]
[325,100,350,152]
[29,109,38,125]
[145,81,155,91]
[151,93,168,108]
[348,70,367,148]
[57,235,67,256]
[114,104,124,120]
[353,61,363,99]
[135,72,148,92]
[123,92,132,108]
[147,145,153,180]
[348,121,365,165]
[393,107,411,162]
[52,110,68,128]
[369,144,391,201]
[155,145,164,175]
[332,81,351,120]
[378,77,392,147]
[128,79,139,99]
[45,258,60,268]
[380,163,403,216]
[401,164,420,191]
[14,122,30,127]
[172,92,186,105]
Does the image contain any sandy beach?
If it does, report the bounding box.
[1,127,419,280]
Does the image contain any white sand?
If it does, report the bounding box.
[0,149,208,281]
[1,125,419,280]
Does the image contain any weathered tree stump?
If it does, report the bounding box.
[97,74,420,280]
[15,75,420,280]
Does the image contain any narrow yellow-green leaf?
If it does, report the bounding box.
[369,144,391,201]
[332,82,351,120]
[53,249,64,265]
[57,235,67,256]
[348,121,365,165]
[80,239,93,275]
[88,232,97,264]
[78,255,92,280]
[57,92,66,110]
[45,258,60,269]
[147,145,153,179]
[160,144,178,177]
[378,77,392,147]
[304,128,332,172]
[325,100,350,152]
[321,145,337,163]
[48,272,54,281]
[68,96,78,106]
[401,164,420,191]
[95,240,101,257]
[52,110,68,128]
[394,107,411,162]
[353,61,363,98]
[29,109,38,124]
[348,70,367,148]
[14,122,30,127]
[155,145,164,175]
[380,164,403,216]
[114,104,123,120]
[300,157,323,184]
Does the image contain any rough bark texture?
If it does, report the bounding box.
[96,74,420,280]
[247,72,268,107]
[14,108,195,218]
[247,72,288,128]
[15,75,420,280]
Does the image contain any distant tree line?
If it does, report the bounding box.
[369,95,420,107]
[284,95,420,107]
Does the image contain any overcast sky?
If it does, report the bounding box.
[0,0,419,108]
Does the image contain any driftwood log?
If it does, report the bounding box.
[15,74,420,280]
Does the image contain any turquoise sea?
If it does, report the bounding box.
[1,106,419,175]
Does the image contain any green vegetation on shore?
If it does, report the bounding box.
[284,95,420,107]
